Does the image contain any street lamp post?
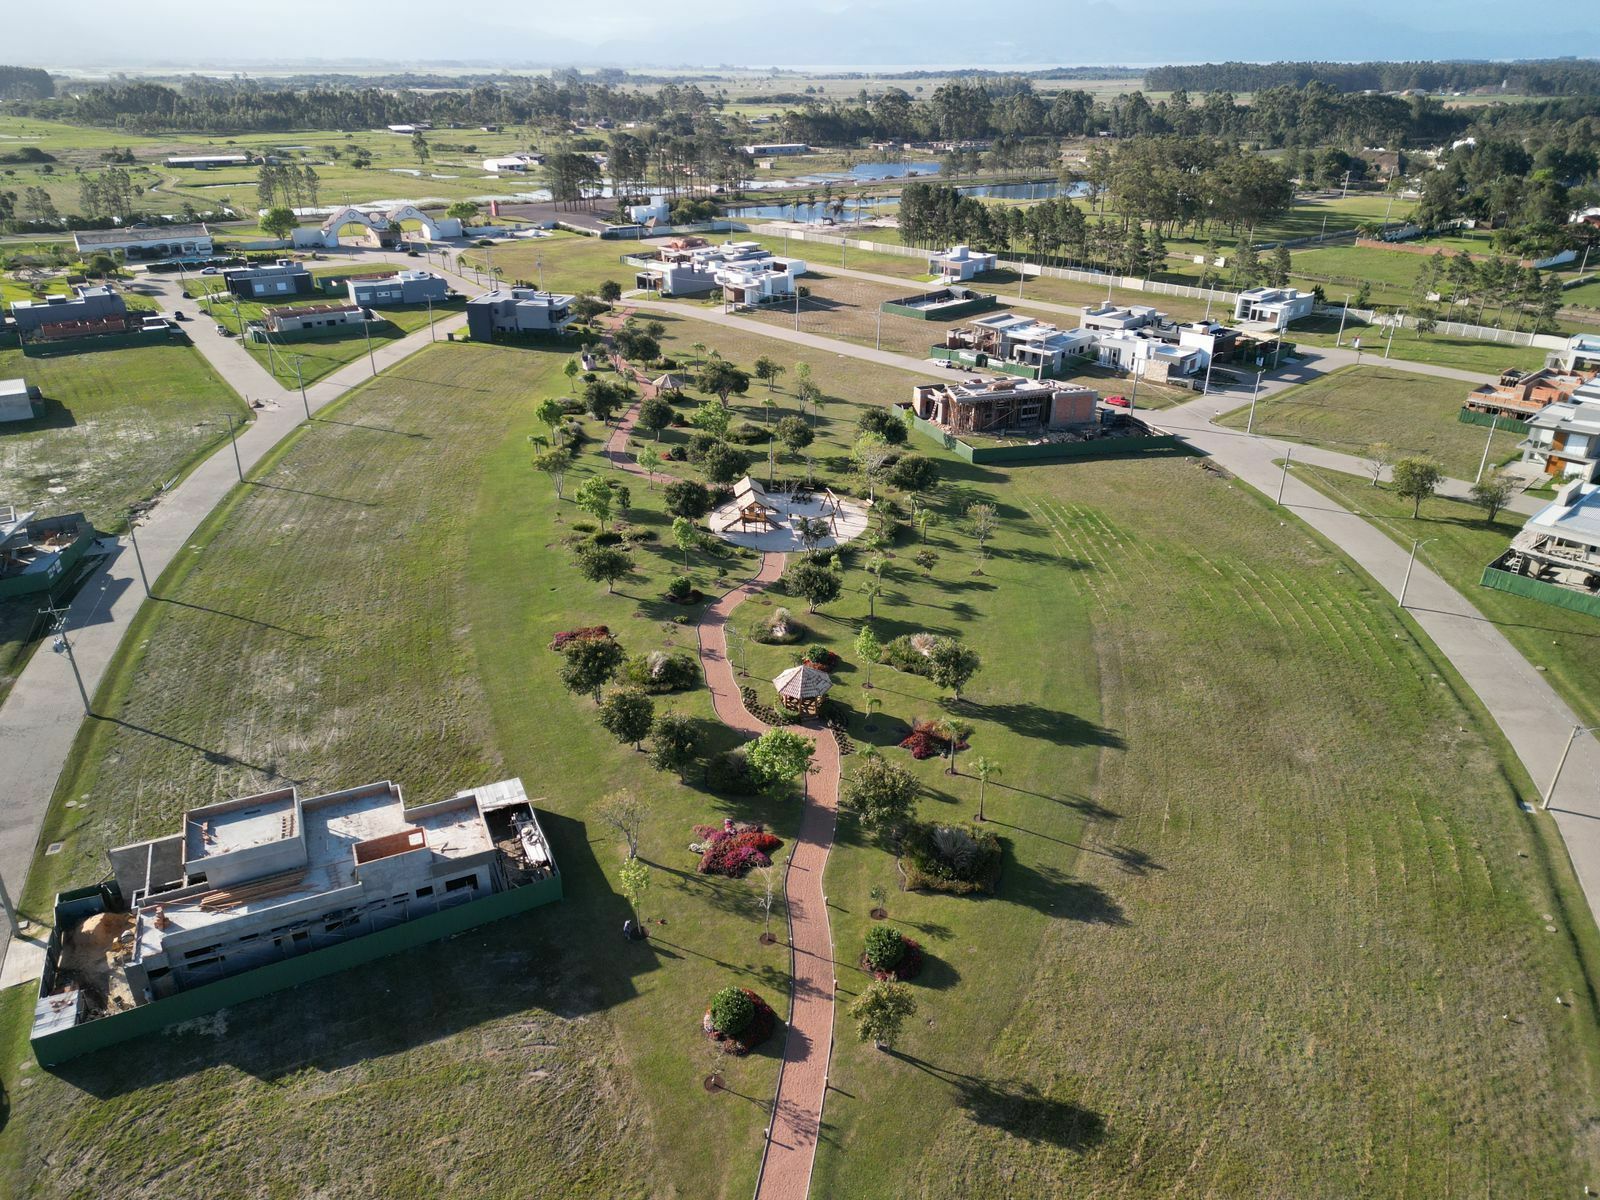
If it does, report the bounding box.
[1276,446,1293,506]
[363,316,377,376]
[1399,536,1439,608]
[1246,370,1264,434]
[1475,413,1501,484]
[1384,311,1401,359]
[1336,293,1352,347]
[127,519,151,597]
[294,356,309,420]
[225,413,244,481]
[1543,724,1600,810]
[39,603,90,715]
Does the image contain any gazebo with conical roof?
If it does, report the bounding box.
[772,664,832,717]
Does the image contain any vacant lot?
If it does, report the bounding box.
[1216,364,1525,479]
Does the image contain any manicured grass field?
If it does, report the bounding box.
[1286,313,1547,375]
[183,276,463,384]
[1215,364,1525,479]
[1296,464,1600,730]
[5,314,1599,1197]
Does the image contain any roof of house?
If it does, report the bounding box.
[264,303,363,319]
[76,223,210,246]
[1527,484,1600,547]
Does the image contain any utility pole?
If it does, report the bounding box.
[1384,310,1401,359]
[794,288,800,331]
[1336,293,1352,346]
[1201,353,1214,396]
[1399,536,1437,608]
[1475,413,1501,484]
[1543,724,1599,810]
[39,602,90,715]
[875,307,882,352]
[363,317,377,376]
[427,294,435,342]
[1246,370,1264,433]
[127,518,151,597]
[294,356,309,420]
[225,413,244,481]
[1276,446,1293,506]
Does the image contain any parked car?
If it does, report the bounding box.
[1105,394,1130,408]
[215,323,230,336]
[200,266,219,275]
[406,249,420,257]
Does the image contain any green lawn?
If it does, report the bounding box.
[182,277,464,384]
[1215,364,1525,479]
[4,315,1600,1197]
[1297,464,1600,731]
[1287,313,1547,375]
[0,339,249,703]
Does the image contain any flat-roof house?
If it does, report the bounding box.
[482,153,544,172]
[1552,333,1600,376]
[1092,329,1208,380]
[929,245,998,282]
[31,776,560,1064]
[716,256,806,309]
[0,504,94,599]
[1465,367,1594,422]
[466,288,575,341]
[940,312,1095,378]
[1520,382,1600,481]
[1233,286,1315,331]
[8,285,127,335]
[1081,303,1162,332]
[0,378,35,423]
[634,241,773,297]
[909,376,1097,436]
[262,303,366,337]
[1488,478,1600,613]
[164,154,251,169]
[346,270,449,307]
[223,259,312,300]
[74,223,213,261]
[741,143,810,156]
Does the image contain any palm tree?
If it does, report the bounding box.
[973,756,999,821]
[690,341,707,367]
[937,719,974,776]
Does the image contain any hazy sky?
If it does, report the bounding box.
[11,0,1599,70]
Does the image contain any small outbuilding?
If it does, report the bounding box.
[728,476,781,529]
[0,378,34,423]
[772,665,832,716]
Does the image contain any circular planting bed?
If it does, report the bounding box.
[860,926,923,982]
[702,986,777,1055]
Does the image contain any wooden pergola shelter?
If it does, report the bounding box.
[731,476,781,530]
[772,665,832,717]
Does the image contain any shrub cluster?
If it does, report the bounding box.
[624,650,700,694]
[795,642,839,672]
[695,823,783,877]
[898,718,967,761]
[880,634,934,677]
[903,821,1002,894]
[740,685,793,727]
[752,606,803,645]
[703,987,776,1054]
[862,926,924,981]
[705,749,762,795]
[549,625,611,651]
[727,422,766,446]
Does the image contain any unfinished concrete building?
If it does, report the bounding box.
[32,776,560,1064]
[909,376,1097,437]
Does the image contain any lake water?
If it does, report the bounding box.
[725,178,1088,224]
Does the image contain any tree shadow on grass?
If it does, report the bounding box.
[1003,847,1128,926]
[957,700,1125,749]
[889,1051,1106,1150]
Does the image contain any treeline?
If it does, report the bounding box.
[0,65,52,100]
[1146,60,1600,97]
[23,76,720,133]
[1413,138,1599,256]
[781,80,1466,148]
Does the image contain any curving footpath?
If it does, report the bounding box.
[603,384,841,1200]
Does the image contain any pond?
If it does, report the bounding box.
[725,179,1089,224]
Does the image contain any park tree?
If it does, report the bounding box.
[534,447,573,500]
[777,415,813,463]
[852,981,917,1051]
[446,200,478,221]
[598,279,623,302]
[972,756,1000,821]
[700,442,746,485]
[617,858,650,932]
[840,755,918,843]
[560,635,626,702]
[261,207,296,240]
[636,445,663,486]
[689,400,733,438]
[698,359,751,407]
[1392,456,1445,518]
[748,729,816,800]
[411,131,430,164]
[665,478,713,519]
[595,787,646,859]
[967,502,999,560]
[1470,472,1515,523]
[855,625,881,687]
[854,434,896,502]
[887,454,939,509]
[649,711,701,781]
[754,356,785,392]
[563,357,581,388]
[935,716,975,774]
[574,542,632,594]
[929,639,980,701]
[636,395,674,442]
[672,516,698,568]
[574,476,616,529]
[537,396,568,441]
[585,379,631,424]
[858,406,909,445]
[598,687,655,749]
[1364,441,1394,486]
[783,559,842,612]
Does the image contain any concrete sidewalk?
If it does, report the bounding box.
[0,266,474,980]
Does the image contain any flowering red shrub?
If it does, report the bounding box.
[899,718,968,760]
[696,822,783,877]
[861,936,924,982]
[549,625,611,651]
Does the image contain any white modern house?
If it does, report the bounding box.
[1552,333,1600,375]
[1520,382,1600,482]
[1080,303,1162,332]
[716,256,807,308]
[928,245,998,281]
[1489,478,1600,613]
[482,153,544,173]
[1233,286,1315,331]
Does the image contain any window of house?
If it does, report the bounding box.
[444,875,477,893]
[416,885,434,898]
